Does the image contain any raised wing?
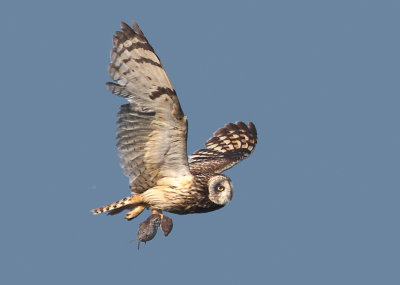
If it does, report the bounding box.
[189,122,257,174]
[107,21,193,193]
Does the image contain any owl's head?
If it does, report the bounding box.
[208,174,234,205]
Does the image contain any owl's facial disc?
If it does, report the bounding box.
[208,175,233,205]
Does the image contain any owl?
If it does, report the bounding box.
[92,21,258,247]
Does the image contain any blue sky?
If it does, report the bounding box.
[1,1,399,284]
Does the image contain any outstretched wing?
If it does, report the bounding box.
[107,21,193,193]
[189,122,257,174]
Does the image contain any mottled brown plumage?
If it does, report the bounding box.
[137,214,161,249]
[91,21,258,246]
[160,215,173,236]
[189,122,258,174]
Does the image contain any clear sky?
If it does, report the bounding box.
[1,1,399,284]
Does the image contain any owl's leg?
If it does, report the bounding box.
[151,209,163,215]
[125,205,145,220]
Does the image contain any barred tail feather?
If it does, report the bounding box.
[91,197,131,215]
[91,194,143,215]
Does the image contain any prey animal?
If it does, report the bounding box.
[92,21,258,246]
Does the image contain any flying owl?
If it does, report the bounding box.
[92,21,258,247]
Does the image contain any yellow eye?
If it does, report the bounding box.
[217,186,225,191]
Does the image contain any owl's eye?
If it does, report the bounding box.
[216,185,225,191]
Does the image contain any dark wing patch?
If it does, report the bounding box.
[189,122,258,174]
[107,21,184,120]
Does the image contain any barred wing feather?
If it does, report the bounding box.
[189,122,258,174]
[108,22,192,193]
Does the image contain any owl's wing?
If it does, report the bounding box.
[189,122,258,174]
[108,22,193,193]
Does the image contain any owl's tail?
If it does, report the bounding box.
[91,194,145,220]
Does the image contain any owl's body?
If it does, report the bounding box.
[92,21,257,245]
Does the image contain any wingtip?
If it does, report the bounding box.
[120,21,135,37]
[132,21,144,36]
[234,121,247,130]
[247,122,257,139]
[120,21,129,28]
